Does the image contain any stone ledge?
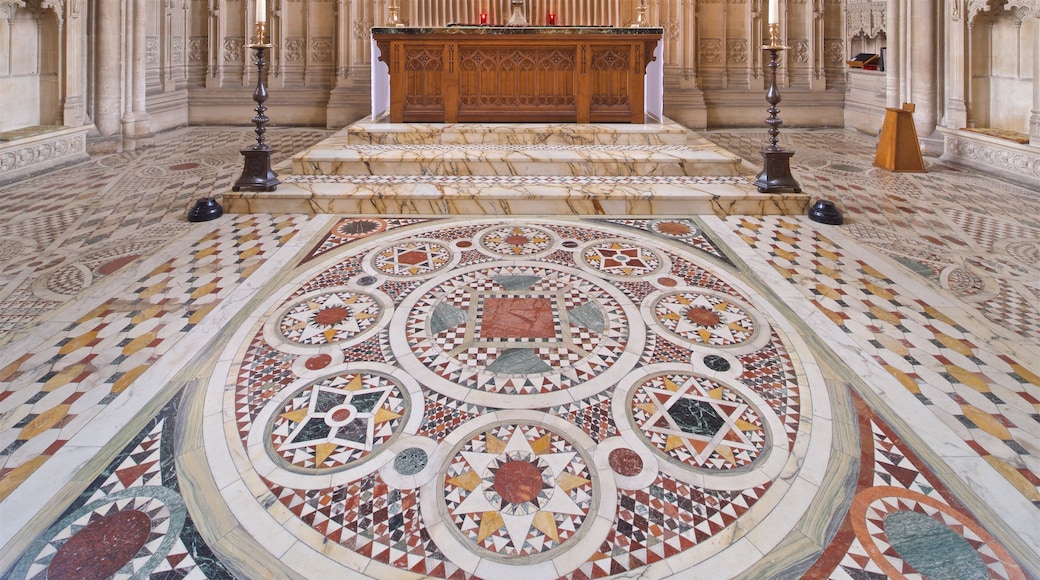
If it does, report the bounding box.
[0,125,91,186]
[939,127,1040,190]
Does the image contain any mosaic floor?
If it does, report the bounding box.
[0,126,1037,579]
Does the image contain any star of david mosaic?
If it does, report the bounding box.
[444,424,593,557]
[371,240,452,277]
[631,373,766,469]
[269,372,406,470]
[652,290,758,347]
[277,290,382,346]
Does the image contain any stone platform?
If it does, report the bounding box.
[223,116,811,216]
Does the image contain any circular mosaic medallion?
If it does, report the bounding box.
[270,288,386,351]
[850,487,1025,579]
[649,218,700,239]
[368,239,454,278]
[477,224,558,258]
[267,371,408,471]
[442,422,594,559]
[646,288,767,352]
[390,261,644,408]
[12,487,186,580]
[628,371,768,471]
[330,217,388,239]
[574,238,668,280]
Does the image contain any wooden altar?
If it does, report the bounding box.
[372,26,663,124]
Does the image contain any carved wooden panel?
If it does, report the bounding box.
[458,47,578,119]
[374,30,660,123]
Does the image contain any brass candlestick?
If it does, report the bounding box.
[753,23,801,193]
[387,0,402,26]
[233,22,279,192]
[507,0,529,25]
[632,0,648,27]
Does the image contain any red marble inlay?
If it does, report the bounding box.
[457,240,473,248]
[656,221,692,236]
[330,407,353,422]
[98,255,140,276]
[506,235,530,246]
[494,460,543,504]
[657,277,678,287]
[608,448,643,477]
[314,306,350,326]
[305,354,332,370]
[481,297,555,339]
[397,250,429,265]
[49,510,151,578]
[686,306,722,327]
[169,162,200,171]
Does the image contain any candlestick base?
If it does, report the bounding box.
[754,149,801,193]
[232,147,280,192]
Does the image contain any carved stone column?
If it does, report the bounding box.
[95,0,122,138]
[1032,15,1039,144]
[886,0,899,107]
[943,0,969,128]
[910,0,937,139]
[60,0,87,127]
[326,0,373,127]
[131,0,152,140]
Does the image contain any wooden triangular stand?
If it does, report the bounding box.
[874,102,926,172]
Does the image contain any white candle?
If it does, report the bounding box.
[768,0,778,24]
[256,0,267,23]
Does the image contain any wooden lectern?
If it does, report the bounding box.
[874,102,926,172]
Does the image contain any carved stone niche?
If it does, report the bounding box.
[845,0,887,69]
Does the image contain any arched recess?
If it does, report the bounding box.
[967,0,1037,137]
[0,0,61,132]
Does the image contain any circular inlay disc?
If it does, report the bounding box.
[645,288,769,353]
[390,261,644,408]
[266,370,409,472]
[441,422,594,559]
[264,287,390,354]
[476,224,559,258]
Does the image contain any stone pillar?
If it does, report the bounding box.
[910,0,937,137]
[62,0,87,127]
[1031,15,1040,145]
[886,0,900,107]
[94,0,122,137]
[943,0,969,128]
[131,0,151,137]
[326,0,374,127]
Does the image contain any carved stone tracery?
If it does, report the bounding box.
[845,0,886,37]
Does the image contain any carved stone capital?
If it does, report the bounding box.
[0,0,25,20]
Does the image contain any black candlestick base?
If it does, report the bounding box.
[232,147,280,192]
[754,149,801,193]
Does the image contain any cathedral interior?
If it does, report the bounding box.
[0,1,1038,578]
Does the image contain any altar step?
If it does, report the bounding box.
[222,116,811,216]
[291,119,747,178]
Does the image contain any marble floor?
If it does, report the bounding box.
[0,126,1037,579]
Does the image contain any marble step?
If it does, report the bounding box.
[340,118,692,146]
[223,173,810,216]
[291,140,747,177]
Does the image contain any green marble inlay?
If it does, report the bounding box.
[486,348,552,374]
[568,302,605,333]
[492,275,542,290]
[670,399,724,437]
[430,302,468,334]
[883,510,988,580]
[893,256,933,277]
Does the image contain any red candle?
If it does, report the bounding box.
[548,12,556,24]
[480,12,487,24]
